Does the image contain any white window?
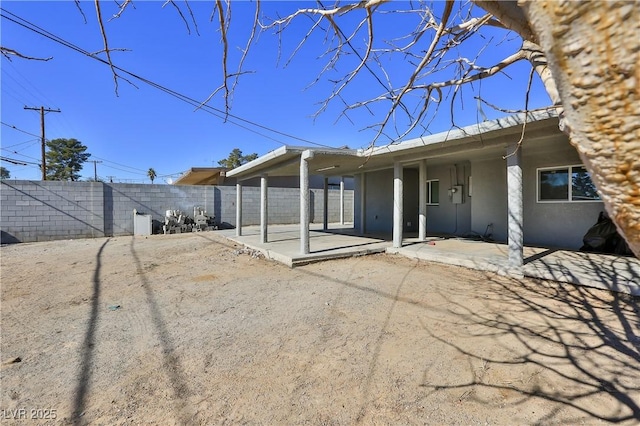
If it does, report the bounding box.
[426,180,439,205]
[537,165,600,202]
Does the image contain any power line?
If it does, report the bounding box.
[3,140,40,155]
[2,83,32,105]
[3,60,57,107]
[3,62,79,137]
[1,147,42,162]
[0,155,38,166]
[2,67,48,107]
[99,162,147,176]
[2,137,40,149]
[0,8,335,149]
[91,155,149,174]
[1,121,41,139]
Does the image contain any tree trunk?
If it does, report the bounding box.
[479,0,639,257]
[521,1,640,257]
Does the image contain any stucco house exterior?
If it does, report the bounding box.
[227,110,610,276]
[353,111,603,250]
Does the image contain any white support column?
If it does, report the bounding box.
[359,173,366,234]
[419,160,427,241]
[507,145,524,275]
[300,151,314,254]
[339,176,345,225]
[260,174,268,244]
[323,177,329,231]
[393,161,404,248]
[236,182,243,237]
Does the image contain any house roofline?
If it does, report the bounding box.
[227,109,559,178]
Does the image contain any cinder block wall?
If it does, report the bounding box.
[1,180,354,243]
[234,187,354,225]
[105,183,218,236]
[0,181,105,243]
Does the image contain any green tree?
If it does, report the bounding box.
[147,167,157,184]
[45,138,90,181]
[0,166,10,180]
[218,148,258,169]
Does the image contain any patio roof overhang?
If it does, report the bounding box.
[173,167,229,185]
[227,109,561,180]
[226,146,360,180]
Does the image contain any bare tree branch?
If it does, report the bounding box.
[264,0,387,28]
[371,0,454,144]
[414,48,526,90]
[475,97,554,115]
[74,0,87,24]
[314,4,378,117]
[95,0,136,96]
[0,46,52,61]
[504,66,535,158]
[90,48,131,55]
[230,1,259,96]
[197,0,231,117]
[183,0,200,36]
[520,40,561,107]
[110,0,133,21]
[163,0,199,36]
[472,0,536,42]
[84,0,551,149]
[254,1,541,147]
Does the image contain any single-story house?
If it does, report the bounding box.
[226,110,608,276]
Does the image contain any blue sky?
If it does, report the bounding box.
[1,1,551,183]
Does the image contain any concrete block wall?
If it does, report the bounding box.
[105,183,217,236]
[270,187,302,224]
[230,186,354,227]
[1,180,354,243]
[1,181,105,243]
[318,189,354,224]
[216,185,238,227]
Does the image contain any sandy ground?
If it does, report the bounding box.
[1,232,639,425]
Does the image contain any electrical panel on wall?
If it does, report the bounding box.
[450,185,463,204]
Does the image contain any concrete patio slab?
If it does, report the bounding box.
[218,223,390,267]
[390,237,640,296]
[217,225,640,296]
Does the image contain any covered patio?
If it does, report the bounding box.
[218,224,640,296]
[224,111,639,295]
[226,112,565,274]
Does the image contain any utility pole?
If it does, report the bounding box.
[89,160,103,181]
[24,106,61,180]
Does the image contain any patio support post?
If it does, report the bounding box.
[300,150,314,255]
[323,177,329,231]
[340,177,345,225]
[419,159,427,240]
[393,161,404,248]
[236,182,243,237]
[260,174,268,244]
[359,173,366,234]
[507,145,524,275]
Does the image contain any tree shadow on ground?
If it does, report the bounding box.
[128,237,192,425]
[72,238,109,424]
[419,272,640,423]
[297,259,639,423]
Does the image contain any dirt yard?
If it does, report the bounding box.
[1,232,639,425]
